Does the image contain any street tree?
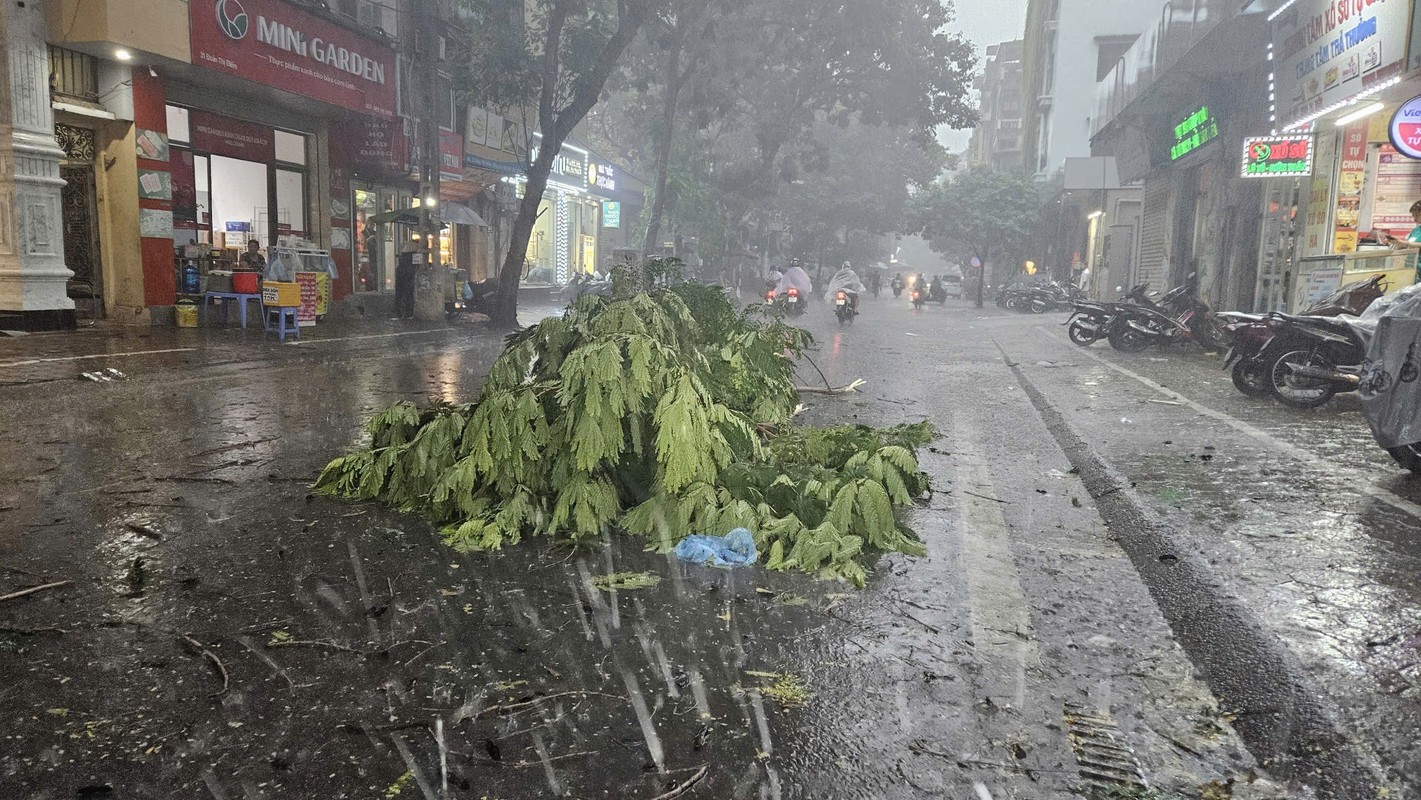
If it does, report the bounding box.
[909,167,1042,307]
[461,0,667,326]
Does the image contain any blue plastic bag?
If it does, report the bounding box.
[674,528,758,567]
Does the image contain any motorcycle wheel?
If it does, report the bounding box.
[1067,320,1100,346]
[1030,298,1050,314]
[1267,349,1339,409]
[1108,325,1153,353]
[1387,443,1421,475]
[1230,359,1271,398]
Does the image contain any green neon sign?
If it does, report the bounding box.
[1171,106,1220,161]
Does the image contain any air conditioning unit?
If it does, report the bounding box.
[356,0,375,27]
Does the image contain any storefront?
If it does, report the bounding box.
[1269,0,1421,309]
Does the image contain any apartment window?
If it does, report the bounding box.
[438,78,455,131]
[49,46,99,104]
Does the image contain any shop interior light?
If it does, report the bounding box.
[1335,102,1386,127]
[1087,210,1104,220]
[424,197,437,207]
[114,49,133,62]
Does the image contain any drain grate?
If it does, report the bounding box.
[1063,702,1151,794]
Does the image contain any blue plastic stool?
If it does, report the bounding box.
[264,306,300,341]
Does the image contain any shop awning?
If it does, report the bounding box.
[440,202,488,227]
[365,208,422,226]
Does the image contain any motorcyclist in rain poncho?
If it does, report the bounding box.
[775,258,814,299]
[824,262,866,312]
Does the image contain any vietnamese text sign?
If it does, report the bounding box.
[190,111,275,162]
[1171,106,1219,161]
[1242,135,1315,177]
[1389,94,1421,158]
[191,0,396,118]
[602,201,621,228]
[1272,0,1411,131]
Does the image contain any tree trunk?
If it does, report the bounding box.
[490,144,558,326]
[642,36,684,259]
[488,0,654,327]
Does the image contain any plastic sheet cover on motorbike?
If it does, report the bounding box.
[822,269,866,303]
[1358,284,1421,449]
[775,267,814,298]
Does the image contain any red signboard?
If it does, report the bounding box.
[191,0,396,118]
[333,116,408,173]
[190,110,275,162]
[440,129,464,182]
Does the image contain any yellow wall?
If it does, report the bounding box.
[95,123,149,323]
[48,0,192,63]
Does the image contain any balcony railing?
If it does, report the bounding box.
[1092,0,1241,137]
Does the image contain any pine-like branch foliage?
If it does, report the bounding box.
[316,278,934,585]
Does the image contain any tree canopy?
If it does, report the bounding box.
[909,166,1043,280]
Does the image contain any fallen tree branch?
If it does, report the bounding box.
[794,379,867,395]
[0,580,72,603]
[177,633,230,698]
[645,765,708,799]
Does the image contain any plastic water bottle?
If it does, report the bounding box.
[182,262,200,294]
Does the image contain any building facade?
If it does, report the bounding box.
[1021,0,1163,179]
[0,0,558,330]
[967,40,1025,170]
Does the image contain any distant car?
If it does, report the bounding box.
[943,273,963,298]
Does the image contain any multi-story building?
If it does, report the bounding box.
[967,40,1025,171]
[0,0,639,330]
[1021,0,1162,179]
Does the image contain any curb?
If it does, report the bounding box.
[1002,348,1391,800]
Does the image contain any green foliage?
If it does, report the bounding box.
[908,167,1044,280]
[317,285,933,585]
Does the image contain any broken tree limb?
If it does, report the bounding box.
[177,633,230,698]
[0,580,73,604]
[645,765,709,799]
[794,379,867,395]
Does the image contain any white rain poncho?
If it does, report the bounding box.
[775,266,813,298]
[822,268,866,303]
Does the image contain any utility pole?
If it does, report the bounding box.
[413,0,443,319]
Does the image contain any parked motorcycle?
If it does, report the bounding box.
[1358,284,1421,473]
[1221,275,1388,399]
[1106,277,1225,353]
[834,290,858,325]
[1255,313,1370,409]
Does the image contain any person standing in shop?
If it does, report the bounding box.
[395,238,424,320]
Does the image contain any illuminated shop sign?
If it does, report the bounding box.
[1242,135,1315,177]
[1171,106,1220,161]
[1389,95,1421,159]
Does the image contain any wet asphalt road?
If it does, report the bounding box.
[0,295,1417,799]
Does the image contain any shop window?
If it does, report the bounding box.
[275,130,307,166]
[275,169,307,236]
[167,105,190,144]
[211,155,267,248]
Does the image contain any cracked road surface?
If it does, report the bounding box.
[1,298,1415,798]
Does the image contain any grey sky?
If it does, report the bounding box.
[940,0,1029,153]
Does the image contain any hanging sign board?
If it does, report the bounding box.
[1171,106,1220,161]
[1272,0,1411,131]
[1389,95,1421,159]
[1242,135,1315,177]
[191,0,396,118]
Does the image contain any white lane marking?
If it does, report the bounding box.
[0,347,197,369]
[287,329,455,346]
[974,783,995,800]
[1046,330,1421,520]
[953,447,1035,710]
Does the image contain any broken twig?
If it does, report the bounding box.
[0,580,72,603]
[178,633,230,698]
[645,765,709,799]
